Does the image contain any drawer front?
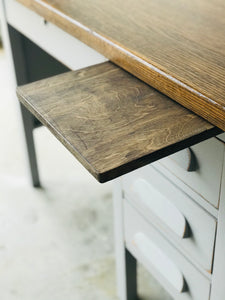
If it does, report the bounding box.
[124,200,211,300]
[217,132,225,143]
[122,166,217,272]
[158,138,224,208]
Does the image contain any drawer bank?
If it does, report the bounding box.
[16,62,225,300]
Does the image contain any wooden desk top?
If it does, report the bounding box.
[17,0,225,131]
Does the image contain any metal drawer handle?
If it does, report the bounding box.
[170,148,198,172]
[133,179,189,238]
[133,232,185,293]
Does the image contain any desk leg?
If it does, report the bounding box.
[20,104,40,187]
[6,25,69,187]
[113,180,137,300]
[211,151,225,300]
[125,249,137,300]
[8,25,40,187]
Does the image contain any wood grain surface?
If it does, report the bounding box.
[16,0,225,131]
[17,62,220,182]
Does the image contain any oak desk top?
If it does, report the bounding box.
[17,0,225,131]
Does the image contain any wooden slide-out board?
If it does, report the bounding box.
[17,62,220,182]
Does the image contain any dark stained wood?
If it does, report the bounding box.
[17,62,220,182]
[17,0,225,131]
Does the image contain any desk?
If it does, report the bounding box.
[1,1,225,299]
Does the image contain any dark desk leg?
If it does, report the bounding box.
[20,104,40,187]
[8,25,40,187]
[126,249,138,300]
[7,25,69,187]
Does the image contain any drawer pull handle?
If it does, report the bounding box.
[133,232,185,293]
[133,179,188,238]
[170,148,198,172]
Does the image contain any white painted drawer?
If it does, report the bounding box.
[122,166,217,273]
[124,200,211,300]
[5,0,107,70]
[217,132,225,143]
[156,138,224,208]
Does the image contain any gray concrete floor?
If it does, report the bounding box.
[0,48,172,300]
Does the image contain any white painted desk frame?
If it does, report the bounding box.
[1,1,225,299]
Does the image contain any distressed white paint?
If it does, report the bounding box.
[152,161,218,218]
[123,166,217,275]
[133,178,187,238]
[133,232,185,293]
[210,151,225,300]
[169,148,192,171]
[124,200,211,300]
[158,138,224,208]
[217,132,225,143]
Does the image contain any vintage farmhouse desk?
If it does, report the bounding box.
[1,0,225,299]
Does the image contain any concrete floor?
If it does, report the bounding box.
[0,48,172,300]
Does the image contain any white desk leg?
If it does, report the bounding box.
[113,180,137,300]
[211,151,225,300]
